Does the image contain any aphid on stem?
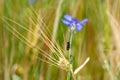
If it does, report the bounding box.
[66,41,70,50]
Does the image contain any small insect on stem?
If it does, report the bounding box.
[66,42,70,50]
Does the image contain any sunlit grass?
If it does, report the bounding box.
[1,0,120,80]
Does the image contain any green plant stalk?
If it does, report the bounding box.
[67,25,75,80]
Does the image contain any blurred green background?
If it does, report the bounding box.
[0,0,120,80]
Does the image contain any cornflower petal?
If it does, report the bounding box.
[64,14,72,21]
[61,19,71,26]
[72,18,78,24]
[79,18,88,26]
[75,23,83,31]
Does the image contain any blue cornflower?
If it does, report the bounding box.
[62,14,88,31]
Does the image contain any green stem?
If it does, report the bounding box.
[67,25,75,80]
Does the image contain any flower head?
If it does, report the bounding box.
[62,14,88,31]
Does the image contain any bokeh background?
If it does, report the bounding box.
[0,0,120,80]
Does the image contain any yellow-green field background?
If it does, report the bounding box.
[0,0,120,80]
